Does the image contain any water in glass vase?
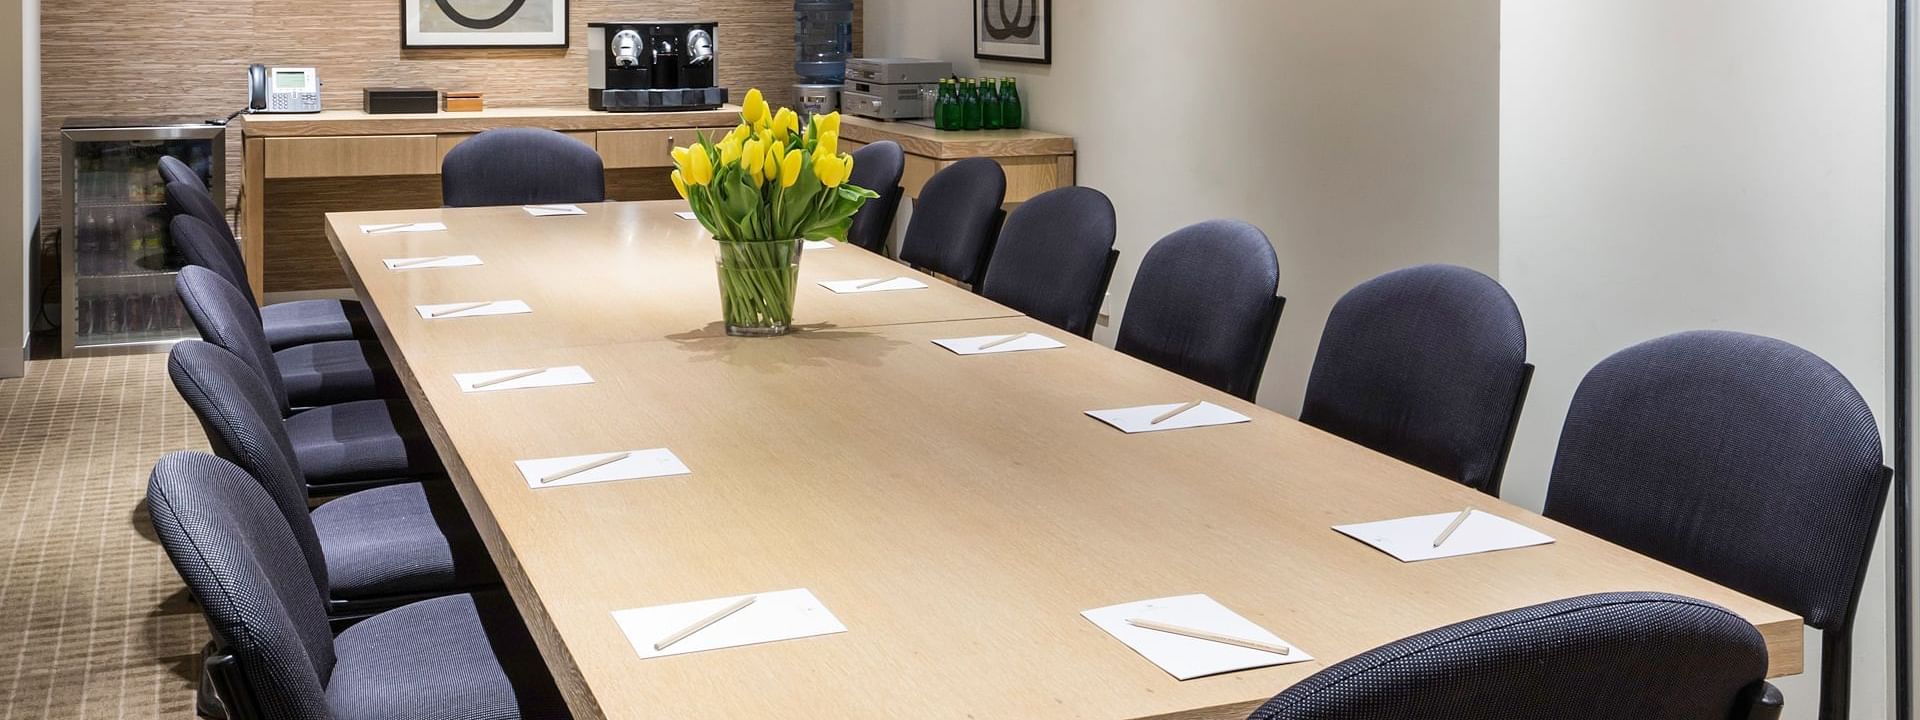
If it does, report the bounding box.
[715,239,805,336]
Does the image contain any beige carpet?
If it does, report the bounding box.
[0,353,208,719]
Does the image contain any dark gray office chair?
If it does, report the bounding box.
[1114,220,1283,401]
[978,187,1118,339]
[898,157,1007,287]
[1300,265,1532,496]
[168,341,490,614]
[845,141,906,254]
[147,452,570,720]
[1246,592,1781,720]
[1543,331,1890,720]
[176,266,403,411]
[442,128,606,208]
[169,211,372,350]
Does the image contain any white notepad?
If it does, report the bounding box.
[819,277,929,294]
[414,300,532,320]
[612,588,846,659]
[675,211,699,220]
[802,240,835,250]
[1333,510,1556,562]
[454,365,594,393]
[1085,402,1251,433]
[933,333,1066,355]
[514,449,690,488]
[384,255,482,271]
[1083,594,1312,680]
[361,222,447,235]
[524,204,587,216]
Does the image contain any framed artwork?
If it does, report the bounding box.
[403,0,569,49]
[975,0,1051,64]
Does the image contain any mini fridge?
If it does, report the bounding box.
[59,117,225,356]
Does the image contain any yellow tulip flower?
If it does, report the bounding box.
[771,108,800,143]
[743,139,766,178]
[670,146,690,169]
[742,88,769,126]
[764,146,783,183]
[816,130,839,159]
[813,111,841,138]
[671,169,690,199]
[779,148,805,188]
[813,151,847,188]
[687,148,714,186]
[719,137,743,167]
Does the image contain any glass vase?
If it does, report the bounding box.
[715,238,804,336]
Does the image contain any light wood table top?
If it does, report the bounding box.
[325,202,1019,359]
[347,312,1804,717]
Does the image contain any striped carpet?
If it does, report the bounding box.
[0,353,207,719]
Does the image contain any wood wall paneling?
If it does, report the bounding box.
[40,0,863,275]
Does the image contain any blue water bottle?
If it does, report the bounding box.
[794,0,854,84]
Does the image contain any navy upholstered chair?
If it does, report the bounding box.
[171,333,448,497]
[1299,265,1532,495]
[169,211,372,350]
[159,155,207,194]
[442,128,606,208]
[147,452,570,720]
[1246,592,1781,720]
[1114,220,1283,401]
[845,140,906,254]
[978,187,1118,339]
[1543,331,1890,720]
[898,157,1007,286]
[176,266,403,411]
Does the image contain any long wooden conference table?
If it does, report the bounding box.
[326,201,1802,720]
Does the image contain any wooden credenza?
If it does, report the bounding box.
[241,108,1075,298]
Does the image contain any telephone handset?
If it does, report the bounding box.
[247,64,323,114]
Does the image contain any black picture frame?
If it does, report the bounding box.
[974,0,1051,65]
[401,0,571,49]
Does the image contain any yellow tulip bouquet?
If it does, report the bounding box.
[672,88,878,336]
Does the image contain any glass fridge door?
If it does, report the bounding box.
[62,126,223,354]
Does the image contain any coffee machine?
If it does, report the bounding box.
[588,21,728,112]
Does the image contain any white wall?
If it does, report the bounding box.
[865,0,1501,414]
[0,0,38,378]
[1501,1,1892,718]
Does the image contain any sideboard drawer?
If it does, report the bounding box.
[597,128,731,169]
[263,135,439,179]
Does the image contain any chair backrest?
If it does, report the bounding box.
[899,157,1007,285]
[148,451,336,719]
[1246,592,1774,720]
[1114,220,1282,401]
[167,340,328,595]
[165,180,236,244]
[171,214,257,312]
[1544,331,1889,631]
[845,141,906,253]
[441,127,606,208]
[979,186,1118,338]
[159,155,207,194]
[176,265,290,414]
[1299,265,1530,495]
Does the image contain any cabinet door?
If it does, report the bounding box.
[597,128,733,169]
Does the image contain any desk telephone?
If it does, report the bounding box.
[248,64,323,114]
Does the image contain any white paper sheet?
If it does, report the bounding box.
[514,448,691,488]
[819,277,929,294]
[383,255,483,271]
[675,211,700,220]
[523,204,587,216]
[612,588,846,659]
[1083,594,1312,680]
[803,240,836,250]
[1085,402,1251,434]
[414,300,533,320]
[1332,510,1555,562]
[361,222,447,235]
[454,365,594,393]
[933,333,1066,356]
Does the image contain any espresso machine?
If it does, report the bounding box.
[588,21,728,112]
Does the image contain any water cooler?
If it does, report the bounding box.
[794,0,853,116]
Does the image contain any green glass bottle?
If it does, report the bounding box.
[962,79,983,130]
[934,79,954,130]
[1001,78,1023,129]
[942,78,963,131]
[981,77,1003,130]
